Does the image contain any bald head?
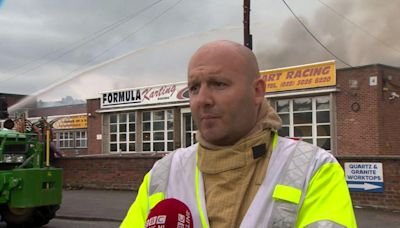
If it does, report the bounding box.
[188,40,260,82]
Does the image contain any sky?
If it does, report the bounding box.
[0,0,399,108]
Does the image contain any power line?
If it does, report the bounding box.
[40,0,185,90]
[281,0,352,67]
[0,0,163,83]
[317,0,400,55]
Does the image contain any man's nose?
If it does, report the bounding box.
[196,86,214,106]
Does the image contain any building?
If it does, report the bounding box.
[80,61,400,157]
[11,61,400,210]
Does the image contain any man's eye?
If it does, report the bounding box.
[189,85,199,94]
[213,82,227,89]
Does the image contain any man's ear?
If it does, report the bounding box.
[254,78,266,104]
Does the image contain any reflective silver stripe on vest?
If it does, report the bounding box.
[148,151,175,195]
[270,140,318,228]
[305,220,346,228]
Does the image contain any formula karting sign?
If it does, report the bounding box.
[100,82,189,108]
[260,60,336,93]
[344,162,384,192]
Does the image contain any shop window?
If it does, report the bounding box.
[275,96,331,151]
[57,130,87,149]
[142,110,174,152]
[182,112,197,147]
[75,131,87,148]
[109,112,136,153]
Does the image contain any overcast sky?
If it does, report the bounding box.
[0,0,399,107]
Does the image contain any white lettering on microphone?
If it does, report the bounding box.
[156,215,166,224]
[149,216,156,226]
[146,215,166,228]
[185,210,191,227]
[178,213,185,223]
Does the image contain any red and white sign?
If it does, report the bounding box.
[100,82,189,108]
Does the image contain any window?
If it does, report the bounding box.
[142,110,174,152]
[75,131,87,148]
[57,130,87,149]
[275,96,331,151]
[182,112,197,147]
[109,112,136,153]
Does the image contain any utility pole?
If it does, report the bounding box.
[0,97,8,119]
[243,0,252,49]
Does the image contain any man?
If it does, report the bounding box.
[121,40,357,227]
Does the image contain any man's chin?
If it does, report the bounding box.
[200,131,228,145]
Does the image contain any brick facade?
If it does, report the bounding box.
[28,104,86,117]
[332,65,400,210]
[54,154,162,190]
[54,155,400,210]
[336,64,400,156]
[379,67,400,155]
[0,93,26,108]
[87,98,102,155]
[338,157,400,210]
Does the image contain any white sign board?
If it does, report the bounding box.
[100,82,189,108]
[344,162,384,192]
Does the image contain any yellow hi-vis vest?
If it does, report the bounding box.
[121,135,357,228]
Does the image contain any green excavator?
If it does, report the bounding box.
[0,98,62,227]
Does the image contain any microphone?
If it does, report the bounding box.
[145,198,193,228]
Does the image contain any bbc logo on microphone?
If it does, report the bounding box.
[177,213,185,228]
[145,198,193,228]
[145,215,167,227]
[157,215,167,224]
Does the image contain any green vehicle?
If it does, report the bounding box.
[0,117,62,227]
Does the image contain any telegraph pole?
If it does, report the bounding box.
[243,0,252,49]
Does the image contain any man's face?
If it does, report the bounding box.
[188,46,260,146]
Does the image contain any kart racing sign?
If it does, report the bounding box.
[344,162,384,192]
[260,60,336,93]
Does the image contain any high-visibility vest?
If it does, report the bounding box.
[121,135,357,228]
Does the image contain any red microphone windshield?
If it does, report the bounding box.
[145,198,193,228]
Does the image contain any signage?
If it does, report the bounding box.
[100,61,337,109]
[53,115,87,129]
[101,82,189,108]
[260,60,336,93]
[344,162,384,192]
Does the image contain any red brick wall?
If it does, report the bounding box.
[0,93,26,107]
[29,104,87,117]
[379,67,400,155]
[54,154,162,190]
[336,64,400,156]
[55,155,400,210]
[59,148,89,157]
[338,156,400,210]
[336,65,381,155]
[87,99,102,155]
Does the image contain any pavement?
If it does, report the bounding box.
[57,189,400,227]
[57,189,136,223]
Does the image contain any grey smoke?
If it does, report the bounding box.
[255,0,400,70]
[2,0,399,107]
